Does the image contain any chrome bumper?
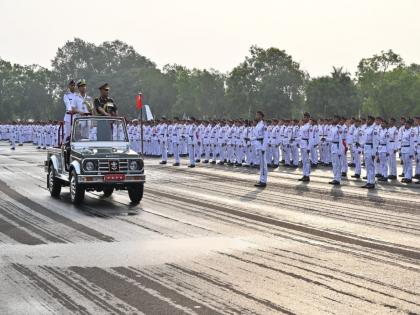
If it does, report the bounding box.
[77,174,146,183]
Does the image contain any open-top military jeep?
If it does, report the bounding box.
[45,116,145,205]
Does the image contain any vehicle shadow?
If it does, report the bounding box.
[60,192,140,217]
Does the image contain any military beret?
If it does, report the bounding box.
[99,83,110,90]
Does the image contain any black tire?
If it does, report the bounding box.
[70,170,85,204]
[103,187,114,197]
[48,165,61,198]
[128,183,144,204]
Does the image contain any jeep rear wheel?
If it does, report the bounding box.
[70,170,85,204]
[128,183,144,204]
[48,165,61,198]
[103,187,114,197]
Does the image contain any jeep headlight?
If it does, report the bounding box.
[129,160,139,170]
[85,161,96,171]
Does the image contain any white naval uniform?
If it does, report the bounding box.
[251,121,268,184]
[63,91,76,140]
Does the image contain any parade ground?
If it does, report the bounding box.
[0,142,419,314]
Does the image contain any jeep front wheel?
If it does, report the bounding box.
[48,165,61,198]
[128,183,144,204]
[70,170,85,204]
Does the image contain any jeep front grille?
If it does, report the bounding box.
[98,160,128,173]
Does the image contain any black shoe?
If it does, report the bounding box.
[195,159,201,163]
[399,173,405,177]
[348,163,355,167]
[172,163,180,166]
[341,172,347,177]
[203,160,209,164]
[363,176,367,180]
[402,178,412,183]
[217,162,224,165]
[254,182,267,188]
[378,177,388,182]
[361,183,375,189]
[188,165,196,168]
[414,174,420,179]
[388,175,397,180]
[11,147,15,150]
[273,164,279,168]
[415,180,420,184]
[210,161,216,164]
[298,176,310,182]
[329,180,340,185]
[159,161,167,165]
[311,163,318,168]
[351,174,360,179]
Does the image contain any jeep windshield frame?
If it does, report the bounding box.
[72,116,129,143]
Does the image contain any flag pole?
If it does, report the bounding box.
[138,92,144,158]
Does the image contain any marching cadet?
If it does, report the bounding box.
[63,80,77,140]
[328,115,344,185]
[309,118,319,167]
[167,119,174,156]
[131,119,140,153]
[249,111,268,187]
[283,120,293,167]
[351,119,362,179]
[209,121,219,164]
[340,117,348,177]
[217,121,227,165]
[202,121,212,163]
[362,116,379,189]
[387,118,398,180]
[187,117,200,168]
[226,120,235,165]
[171,117,181,166]
[377,119,390,181]
[159,117,168,164]
[299,112,311,182]
[399,119,416,184]
[414,116,420,180]
[10,122,16,150]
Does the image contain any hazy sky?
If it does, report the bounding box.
[1,0,419,77]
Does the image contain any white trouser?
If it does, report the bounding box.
[301,147,311,177]
[332,152,342,182]
[379,152,388,178]
[259,150,268,183]
[188,144,196,165]
[364,153,375,184]
[402,153,412,180]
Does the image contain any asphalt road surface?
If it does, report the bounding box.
[1,142,420,315]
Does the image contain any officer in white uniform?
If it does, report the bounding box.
[299,112,311,182]
[387,118,398,180]
[328,115,344,185]
[63,80,77,140]
[159,118,168,164]
[362,116,379,189]
[399,119,415,183]
[250,111,268,187]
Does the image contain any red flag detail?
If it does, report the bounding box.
[136,94,143,109]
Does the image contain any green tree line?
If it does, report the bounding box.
[1,38,419,121]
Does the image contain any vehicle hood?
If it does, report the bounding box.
[71,142,140,158]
